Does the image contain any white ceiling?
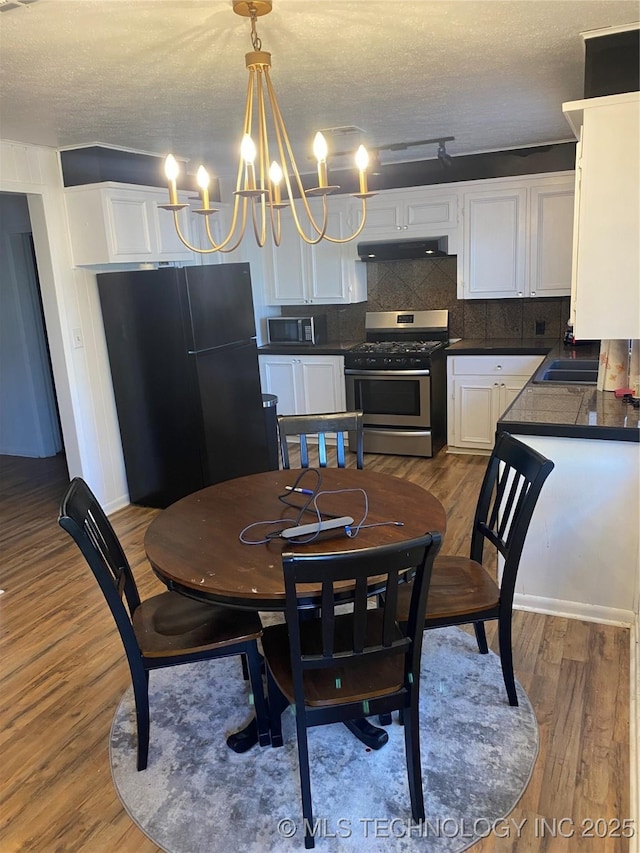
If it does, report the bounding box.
[0,0,638,178]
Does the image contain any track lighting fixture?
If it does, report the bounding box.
[329,135,455,169]
[437,140,453,167]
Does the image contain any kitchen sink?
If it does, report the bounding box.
[533,358,599,385]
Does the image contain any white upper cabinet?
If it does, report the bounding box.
[529,178,575,297]
[459,174,574,300]
[64,182,195,267]
[461,186,527,299]
[563,92,640,340]
[347,186,460,250]
[264,198,366,305]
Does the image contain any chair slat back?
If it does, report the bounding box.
[277,411,364,470]
[282,534,441,698]
[59,477,142,640]
[471,432,554,600]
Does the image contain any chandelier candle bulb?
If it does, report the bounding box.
[313,132,329,189]
[196,166,210,210]
[241,134,257,191]
[356,145,369,195]
[164,154,180,206]
[269,161,283,205]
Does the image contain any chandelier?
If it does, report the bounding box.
[160,0,376,254]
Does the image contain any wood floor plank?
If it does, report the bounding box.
[0,451,630,852]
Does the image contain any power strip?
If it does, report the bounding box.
[281,516,354,539]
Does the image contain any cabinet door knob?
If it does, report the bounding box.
[517,291,523,297]
[531,291,536,297]
[496,364,502,370]
[494,382,499,386]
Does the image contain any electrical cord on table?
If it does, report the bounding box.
[238,467,404,545]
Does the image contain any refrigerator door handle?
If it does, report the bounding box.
[188,338,257,356]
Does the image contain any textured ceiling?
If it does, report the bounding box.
[0,0,638,178]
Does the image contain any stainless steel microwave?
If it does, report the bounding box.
[267,315,327,345]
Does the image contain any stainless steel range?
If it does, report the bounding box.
[345,310,449,457]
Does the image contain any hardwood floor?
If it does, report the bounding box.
[0,451,630,852]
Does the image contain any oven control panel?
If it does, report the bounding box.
[346,355,433,369]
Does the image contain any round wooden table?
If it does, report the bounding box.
[145,468,446,752]
[145,468,447,610]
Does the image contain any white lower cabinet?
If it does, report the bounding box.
[447,355,544,452]
[258,354,346,416]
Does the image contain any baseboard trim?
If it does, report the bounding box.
[446,446,491,456]
[103,495,130,515]
[513,593,634,627]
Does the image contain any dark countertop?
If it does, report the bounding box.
[478,340,640,443]
[442,338,637,442]
[446,337,561,356]
[257,340,360,356]
[259,336,639,443]
[498,383,639,442]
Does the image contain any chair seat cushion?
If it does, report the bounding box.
[262,609,406,707]
[396,555,500,624]
[133,591,263,657]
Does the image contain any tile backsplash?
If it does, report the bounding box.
[283,257,570,342]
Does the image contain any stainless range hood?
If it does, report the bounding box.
[357,236,450,262]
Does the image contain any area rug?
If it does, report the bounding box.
[110,626,538,853]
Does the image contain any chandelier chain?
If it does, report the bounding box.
[248,4,262,51]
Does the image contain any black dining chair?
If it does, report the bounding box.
[277,410,364,470]
[395,431,554,706]
[58,477,270,770]
[262,532,442,849]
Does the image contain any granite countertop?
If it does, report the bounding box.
[499,383,639,442]
[446,337,559,356]
[257,340,360,356]
[449,338,638,442]
[491,342,639,443]
[259,336,639,442]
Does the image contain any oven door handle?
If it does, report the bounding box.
[344,368,431,377]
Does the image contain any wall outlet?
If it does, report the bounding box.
[71,328,84,349]
[535,320,546,336]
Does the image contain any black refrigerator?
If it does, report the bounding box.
[97,263,271,508]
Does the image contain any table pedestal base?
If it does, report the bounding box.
[226,717,271,753]
[344,718,389,750]
[226,716,388,753]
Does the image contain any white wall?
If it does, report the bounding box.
[513,434,639,626]
[0,141,128,511]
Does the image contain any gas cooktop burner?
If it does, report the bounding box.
[349,340,446,355]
